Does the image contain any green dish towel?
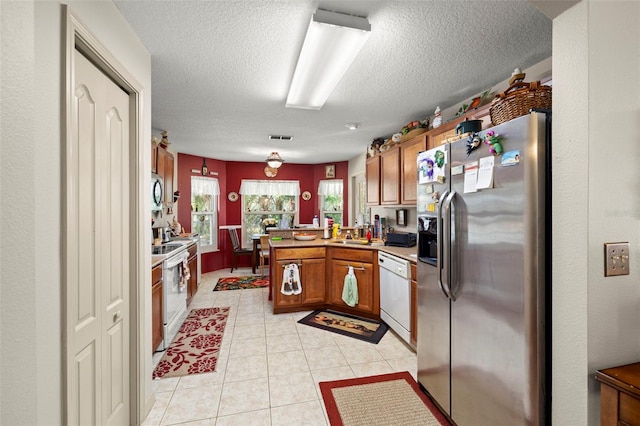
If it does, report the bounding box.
[342,266,358,307]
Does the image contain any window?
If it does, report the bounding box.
[240,180,300,247]
[318,179,343,225]
[191,176,220,253]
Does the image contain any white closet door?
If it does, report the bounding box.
[68,48,130,426]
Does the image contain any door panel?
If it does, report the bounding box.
[300,258,325,305]
[75,342,97,425]
[70,49,130,426]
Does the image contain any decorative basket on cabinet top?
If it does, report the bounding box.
[490,74,551,125]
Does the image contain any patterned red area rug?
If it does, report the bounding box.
[152,307,229,379]
[214,276,269,291]
[320,371,451,426]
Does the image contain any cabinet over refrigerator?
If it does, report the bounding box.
[416,112,551,425]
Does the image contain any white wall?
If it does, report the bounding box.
[553,1,640,424]
[552,2,590,424]
[584,0,640,422]
[0,1,152,424]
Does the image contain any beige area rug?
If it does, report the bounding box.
[320,371,451,426]
[152,307,229,379]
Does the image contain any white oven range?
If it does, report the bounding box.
[154,243,189,350]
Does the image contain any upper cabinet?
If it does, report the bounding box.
[366,132,426,206]
[152,139,175,208]
[365,155,380,205]
[151,141,159,174]
[400,134,427,205]
[164,152,174,207]
[365,104,493,206]
[380,147,400,205]
[428,104,492,149]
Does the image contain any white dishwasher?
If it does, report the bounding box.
[378,251,411,345]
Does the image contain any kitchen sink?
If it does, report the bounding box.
[335,239,370,245]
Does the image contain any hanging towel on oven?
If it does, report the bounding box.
[342,266,358,307]
[179,253,191,291]
[281,263,302,296]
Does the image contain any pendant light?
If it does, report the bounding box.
[201,158,208,176]
[266,152,284,169]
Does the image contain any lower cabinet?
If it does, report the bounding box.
[272,247,326,313]
[151,264,163,352]
[186,243,198,305]
[270,245,386,321]
[328,247,378,318]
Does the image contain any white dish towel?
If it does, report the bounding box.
[342,266,358,307]
[281,263,302,296]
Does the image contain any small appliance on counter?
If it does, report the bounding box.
[385,232,417,247]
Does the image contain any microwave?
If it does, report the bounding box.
[151,174,164,211]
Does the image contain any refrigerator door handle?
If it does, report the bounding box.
[436,190,450,299]
[442,190,457,301]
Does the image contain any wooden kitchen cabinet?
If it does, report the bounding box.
[380,146,400,205]
[596,362,640,426]
[151,263,163,352]
[155,145,174,207]
[366,134,425,206]
[156,144,166,178]
[272,247,326,313]
[151,141,158,174]
[164,151,174,207]
[429,124,457,148]
[400,134,427,205]
[365,155,380,205]
[328,247,378,318]
[185,243,198,306]
[410,262,417,347]
[427,104,493,149]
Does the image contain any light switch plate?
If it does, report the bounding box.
[604,242,630,277]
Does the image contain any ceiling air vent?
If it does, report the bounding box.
[268,135,294,141]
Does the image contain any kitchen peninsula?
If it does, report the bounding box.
[268,237,418,345]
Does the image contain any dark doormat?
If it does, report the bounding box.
[214,276,268,291]
[297,309,388,344]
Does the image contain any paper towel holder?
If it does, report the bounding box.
[396,209,408,226]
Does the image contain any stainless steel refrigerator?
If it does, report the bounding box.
[416,112,551,425]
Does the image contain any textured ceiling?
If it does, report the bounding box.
[114,0,552,165]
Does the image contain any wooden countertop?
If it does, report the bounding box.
[596,362,640,398]
[270,238,417,263]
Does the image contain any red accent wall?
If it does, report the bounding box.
[177,153,348,274]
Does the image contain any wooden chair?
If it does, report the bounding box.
[259,235,270,277]
[228,228,252,272]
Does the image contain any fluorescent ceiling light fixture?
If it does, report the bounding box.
[286,10,371,110]
[266,151,284,168]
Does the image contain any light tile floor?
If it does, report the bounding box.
[145,267,417,425]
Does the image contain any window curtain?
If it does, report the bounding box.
[317,179,343,195]
[191,176,220,195]
[239,180,300,196]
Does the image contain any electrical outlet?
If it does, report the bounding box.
[604,242,630,277]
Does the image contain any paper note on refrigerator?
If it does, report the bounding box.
[463,161,478,193]
[476,156,494,189]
